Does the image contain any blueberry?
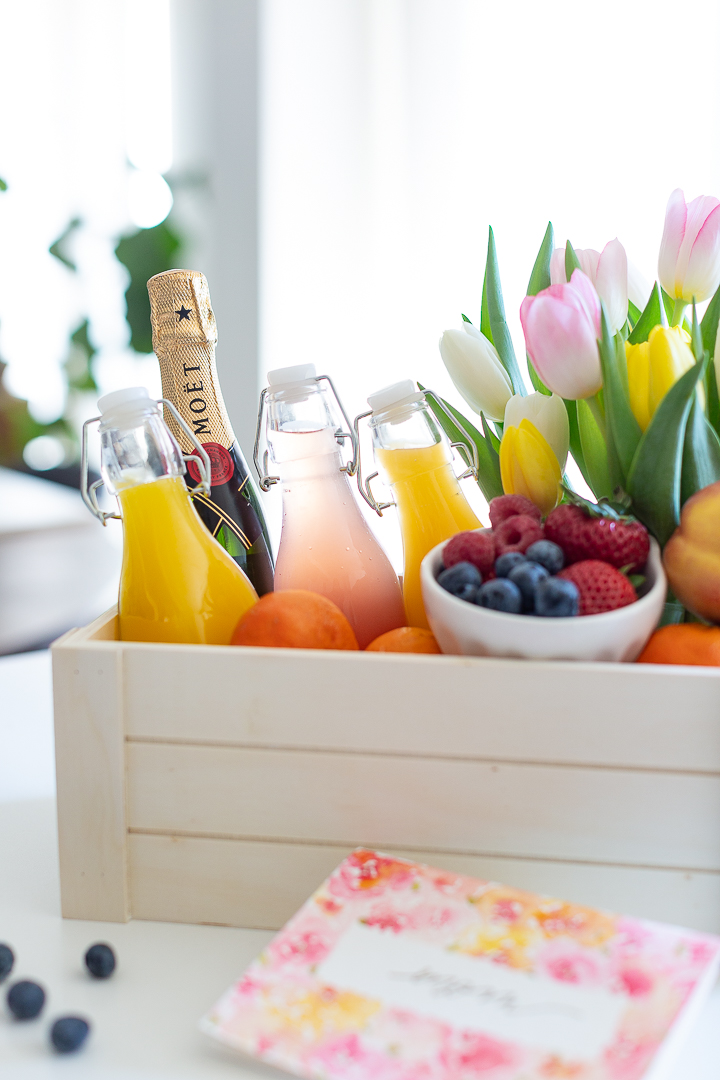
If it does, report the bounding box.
[437,562,482,603]
[50,1016,91,1054]
[525,540,565,574]
[476,578,522,613]
[7,980,45,1020]
[85,943,116,979]
[495,551,526,578]
[507,561,549,613]
[535,577,579,617]
[0,944,14,983]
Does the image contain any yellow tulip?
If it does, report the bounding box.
[625,325,697,432]
[499,418,561,516]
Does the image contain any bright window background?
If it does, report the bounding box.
[0,0,170,429]
[261,0,720,415]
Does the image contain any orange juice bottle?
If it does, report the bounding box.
[95,387,257,644]
[256,365,405,648]
[365,381,481,628]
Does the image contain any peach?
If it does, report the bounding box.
[663,481,720,622]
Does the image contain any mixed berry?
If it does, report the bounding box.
[438,493,649,619]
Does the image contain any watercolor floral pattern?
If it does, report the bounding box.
[202,850,719,1080]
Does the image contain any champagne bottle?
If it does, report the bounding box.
[147,268,274,595]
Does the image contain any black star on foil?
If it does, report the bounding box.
[176,305,191,321]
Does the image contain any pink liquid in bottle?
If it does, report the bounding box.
[264,368,405,648]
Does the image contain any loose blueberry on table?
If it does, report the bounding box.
[85,942,116,979]
[437,493,648,618]
[50,1016,91,1053]
[7,980,45,1020]
[0,944,14,982]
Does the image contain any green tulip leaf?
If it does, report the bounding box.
[482,226,525,396]
[0,176,8,192]
[563,399,591,489]
[577,398,613,499]
[705,358,720,436]
[527,358,551,395]
[461,313,474,325]
[661,287,677,324]
[627,282,667,345]
[681,395,720,506]
[627,300,641,330]
[701,280,720,357]
[627,356,707,545]
[527,222,554,296]
[690,301,705,362]
[598,306,642,482]
[418,384,504,501]
[564,240,582,281]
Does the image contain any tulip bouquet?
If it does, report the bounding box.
[428,191,720,609]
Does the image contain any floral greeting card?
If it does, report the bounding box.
[201,850,720,1079]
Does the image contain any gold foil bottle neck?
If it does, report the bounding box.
[147,269,233,452]
[148,268,217,353]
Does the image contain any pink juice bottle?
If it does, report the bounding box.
[255,364,405,648]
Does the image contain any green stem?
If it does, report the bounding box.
[587,393,606,439]
[671,298,687,327]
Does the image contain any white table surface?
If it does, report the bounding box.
[1,650,718,1078]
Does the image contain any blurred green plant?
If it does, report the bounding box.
[115,220,182,354]
[0,163,186,478]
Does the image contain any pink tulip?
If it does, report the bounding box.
[550,238,628,332]
[520,269,602,400]
[658,188,720,303]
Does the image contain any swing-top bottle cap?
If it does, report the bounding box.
[97,386,155,429]
[367,380,424,414]
[267,363,317,388]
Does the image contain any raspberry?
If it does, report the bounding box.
[494,514,544,556]
[557,560,636,616]
[443,530,496,576]
[489,494,542,529]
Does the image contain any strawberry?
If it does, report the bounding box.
[488,494,542,529]
[494,514,544,555]
[544,494,649,572]
[557,560,636,616]
[444,530,496,576]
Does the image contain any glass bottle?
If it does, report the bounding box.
[88,387,257,645]
[256,364,405,648]
[363,380,481,629]
[148,268,274,595]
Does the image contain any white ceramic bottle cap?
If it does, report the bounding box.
[367,380,418,413]
[267,364,317,387]
[97,387,152,415]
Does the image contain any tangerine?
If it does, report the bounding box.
[635,623,720,667]
[365,626,441,653]
[231,590,359,651]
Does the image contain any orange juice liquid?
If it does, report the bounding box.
[117,475,257,644]
[376,441,480,628]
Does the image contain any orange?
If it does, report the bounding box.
[231,589,359,651]
[636,623,720,667]
[365,626,441,654]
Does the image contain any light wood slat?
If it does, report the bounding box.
[127,834,720,934]
[119,644,720,773]
[126,743,720,871]
[52,637,129,921]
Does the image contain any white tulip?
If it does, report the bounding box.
[504,391,569,470]
[439,325,513,422]
[550,238,629,333]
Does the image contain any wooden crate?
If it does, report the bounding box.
[52,607,720,933]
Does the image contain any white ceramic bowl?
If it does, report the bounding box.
[421,537,666,662]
